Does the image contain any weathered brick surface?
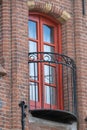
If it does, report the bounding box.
[0,0,87,130]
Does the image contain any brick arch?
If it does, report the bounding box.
[27,1,71,23]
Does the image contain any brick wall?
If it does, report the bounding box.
[0,1,11,130]
[0,0,29,130]
[73,1,87,130]
[10,0,29,130]
[0,0,87,130]
[0,2,2,64]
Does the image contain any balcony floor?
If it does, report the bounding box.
[29,109,77,124]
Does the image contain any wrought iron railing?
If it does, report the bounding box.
[28,52,77,116]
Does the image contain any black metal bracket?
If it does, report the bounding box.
[82,0,85,15]
[19,101,27,130]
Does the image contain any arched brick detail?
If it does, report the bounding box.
[27,1,71,23]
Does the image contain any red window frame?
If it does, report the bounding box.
[28,12,63,110]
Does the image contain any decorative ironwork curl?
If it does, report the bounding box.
[28,52,76,70]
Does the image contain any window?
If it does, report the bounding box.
[28,13,63,110]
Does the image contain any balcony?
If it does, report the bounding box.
[28,52,77,124]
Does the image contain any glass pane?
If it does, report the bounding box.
[28,20,37,39]
[29,63,38,80]
[44,45,54,61]
[29,41,37,52]
[44,65,55,84]
[43,25,54,43]
[29,82,38,101]
[45,86,56,105]
[44,45,54,52]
